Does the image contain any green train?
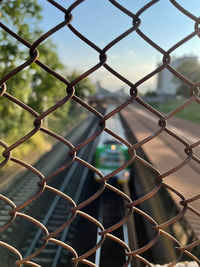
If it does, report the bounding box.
[94,140,131,184]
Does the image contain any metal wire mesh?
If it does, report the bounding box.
[0,0,200,266]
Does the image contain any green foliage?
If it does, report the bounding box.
[1,0,42,33]
[0,0,65,152]
[0,1,94,159]
[152,97,200,124]
[173,60,200,98]
[29,41,65,113]
[144,90,157,97]
[67,70,95,99]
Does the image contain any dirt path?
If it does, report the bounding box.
[121,105,200,239]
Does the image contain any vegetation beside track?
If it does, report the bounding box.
[0,107,89,191]
[0,1,94,165]
[151,97,200,124]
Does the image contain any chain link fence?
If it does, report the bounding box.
[0,0,200,266]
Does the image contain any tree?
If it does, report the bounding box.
[173,59,200,98]
[0,1,66,142]
[67,70,95,99]
[28,41,66,113]
[0,1,95,150]
[144,90,157,97]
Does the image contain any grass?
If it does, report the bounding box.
[0,106,89,190]
[1,106,88,158]
[151,97,200,124]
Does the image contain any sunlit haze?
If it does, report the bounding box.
[38,0,200,93]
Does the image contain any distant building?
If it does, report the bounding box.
[95,81,114,100]
[89,81,129,110]
[156,56,198,96]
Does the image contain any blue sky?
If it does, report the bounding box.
[38,0,200,93]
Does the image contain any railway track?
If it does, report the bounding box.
[60,105,198,266]
[92,106,139,267]
[94,190,127,267]
[1,103,199,266]
[94,183,141,267]
[21,118,100,267]
[0,115,94,226]
[0,115,99,266]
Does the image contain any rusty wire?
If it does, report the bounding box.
[0,0,200,266]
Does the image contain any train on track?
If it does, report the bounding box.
[94,139,131,184]
[94,105,131,184]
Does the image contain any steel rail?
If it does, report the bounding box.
[94,195,129,267]
[122,222,131,267]
[23,117,99,265]
[52,129,100,266]
[94,200,104,266]
[121,183,140,267]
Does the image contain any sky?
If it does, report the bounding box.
[38,0,200,93]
